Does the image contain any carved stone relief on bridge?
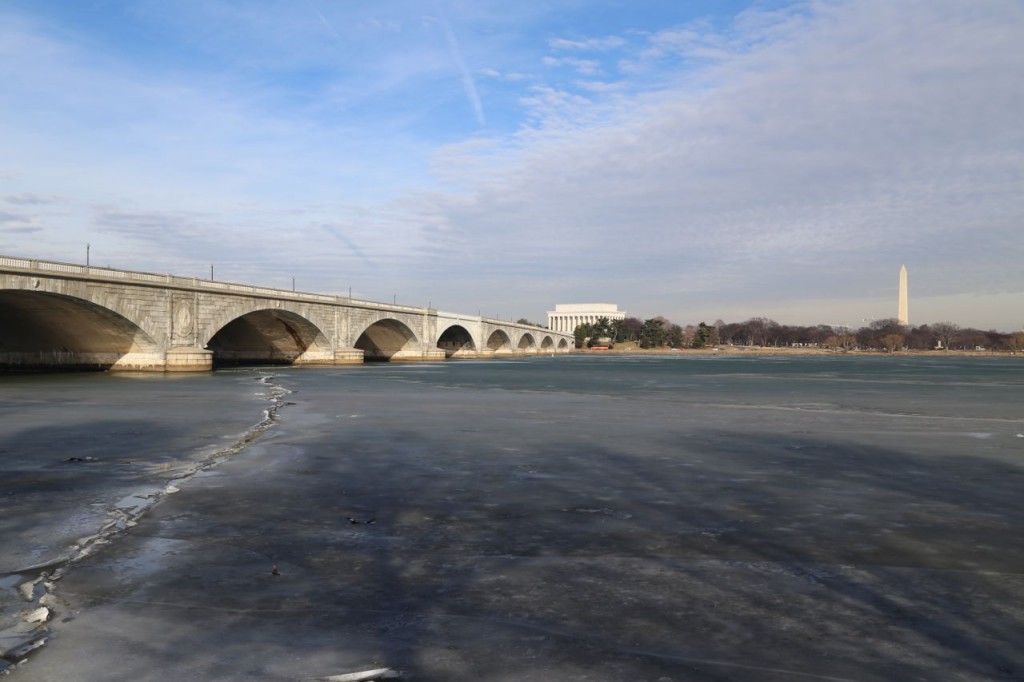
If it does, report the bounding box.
[172,296,194,343]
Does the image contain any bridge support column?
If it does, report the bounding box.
[422,348,446,361]
[293,350,337,366]
[388,348,446,362]
[110,352,172,372]
[334,349,365,365]
[164,347,214,372]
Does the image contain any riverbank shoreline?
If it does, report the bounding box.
[575,345,1021,357]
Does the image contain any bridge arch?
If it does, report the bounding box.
[355,319,421,361]
[437,324,477,358]
[517,333,537,353]
[557,338,570,350]
[541,336,555,351]
[0,290,162,371]
[206,308,333,366]
[485,329,513,354]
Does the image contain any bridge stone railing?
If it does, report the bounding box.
[0,255,434,312]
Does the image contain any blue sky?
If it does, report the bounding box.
[1,0,1022,330]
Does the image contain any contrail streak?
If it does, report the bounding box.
[436,9,485,127]
[322,225,375,268]
[308,1,339,39]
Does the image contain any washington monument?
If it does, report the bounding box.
[897,264,909,325]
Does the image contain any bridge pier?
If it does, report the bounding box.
[421,348,446,362]
[111,352,174,371]
[161,347,362,370]
[163,347,214,372]
[0,351,168,372]
[333,349,365,365]
[292,349,338,366]
[379,348,446,362]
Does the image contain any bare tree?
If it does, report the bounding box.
[881,334,904,353]
[931,322,960,350]
[956,328,988,351]
[907,324,937,350]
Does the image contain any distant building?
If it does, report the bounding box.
[547,303,625,333]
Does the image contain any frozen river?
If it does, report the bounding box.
[2,355,1023,681]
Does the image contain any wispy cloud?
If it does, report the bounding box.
[542,56,603,75]
[548,36,626,51]
[3,193,62,206]
[643,24,732,61]
[0,211,41,233]
[91,209,224,259]
[480,67,530,81]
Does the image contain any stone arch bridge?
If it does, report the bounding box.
[0,256,573,371]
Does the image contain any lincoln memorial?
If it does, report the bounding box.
[547,303,626,333]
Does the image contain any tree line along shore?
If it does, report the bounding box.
[556,316,1024,354]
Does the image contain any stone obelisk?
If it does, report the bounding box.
[897,264,909,325]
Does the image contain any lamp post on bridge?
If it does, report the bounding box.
[86,243,90,267]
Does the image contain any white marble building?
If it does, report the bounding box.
[547,303,626,333]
